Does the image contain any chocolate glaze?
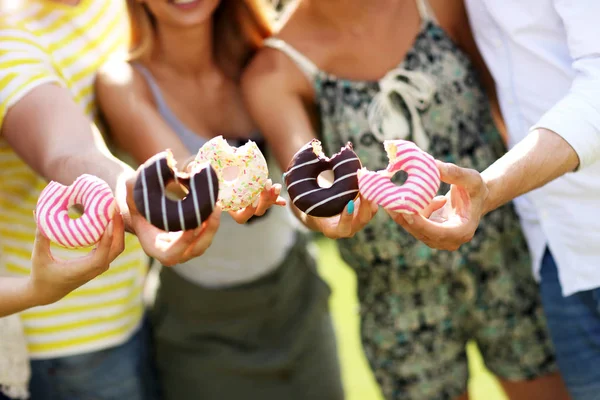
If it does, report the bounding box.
[134,151,219,232]
[285,140,361,218]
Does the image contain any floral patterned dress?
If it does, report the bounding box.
[264,1,558,398]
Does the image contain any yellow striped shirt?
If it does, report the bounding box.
[0,0,146,359]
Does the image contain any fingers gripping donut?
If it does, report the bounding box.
[134,150,219,232]
[194,136,269,212]
[284,140,362,218]
[35,174,116,249]
[358,140,440,214]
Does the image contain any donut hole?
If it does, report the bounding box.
[165,180,189,201]
[317,170,334,188]
[391,170,408,185]
[222,166,240,182]
[68,204,85,219]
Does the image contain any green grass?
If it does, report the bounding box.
[315,238,508,400]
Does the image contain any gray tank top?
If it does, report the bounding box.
[134,64,296,288]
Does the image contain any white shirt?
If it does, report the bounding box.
[465,0,600,297]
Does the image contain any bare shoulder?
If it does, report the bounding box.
[243,46,297,91]
[96,59,152,106]
[430,0,467,43]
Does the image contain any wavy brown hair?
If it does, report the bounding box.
[127,0,275,78]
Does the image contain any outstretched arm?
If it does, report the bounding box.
[0,28,217,267]
[0,215,124,318]
[392,0,598,250]
[241,49,377,238]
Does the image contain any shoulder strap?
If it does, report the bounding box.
[263,38,319,81]
[415,0,439,24]
[132,63,171,113]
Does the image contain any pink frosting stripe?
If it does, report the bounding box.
[36,175,115,249]
[79,181,106,236]
[49,186,79,248]
[357,171,381,194]
[37,183,66,246]
[358,140,441,214]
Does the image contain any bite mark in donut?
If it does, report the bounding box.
[358,140,440,214]
[134,150,219,232]
[285,140,362,218]
[35,174,115,249]
[194,136,269,212]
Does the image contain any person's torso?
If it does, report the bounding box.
[0,0,145,358]
[466,0,600,295]
[134,64,297,288]
[266,0,529,275]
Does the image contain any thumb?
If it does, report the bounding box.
[436,161,482,194]
[32,228,53,264]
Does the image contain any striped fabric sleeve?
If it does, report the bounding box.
[0,25,63,130]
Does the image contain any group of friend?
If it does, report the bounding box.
[0,0,598,399]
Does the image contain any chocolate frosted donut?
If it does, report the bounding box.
[134,151,219,232]
[285,140,362,218]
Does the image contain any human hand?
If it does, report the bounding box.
[304,195,378,239]
[387,161,488,251]
[28,212,125,306]
[123,173,222,267]
[229,179,287,224]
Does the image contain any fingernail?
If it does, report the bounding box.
[107,221,114,237]
[193,227,202,237]
[347,200,355,215]
[404,214,414,225]
[252,198,259,208]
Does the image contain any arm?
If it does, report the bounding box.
[96,62,192,166]
[481,0,598,213]
[0,29,217,266]
[96,61,282,224]
[2,84,136,225]
[0,277,38,317]
[241,49,377,238]
[392,0,597,250]
[0,217,124,318]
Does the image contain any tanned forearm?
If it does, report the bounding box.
[47,144,136,230]
[0,278,37,317]
[481,128,580,215]
[3,85,138,230]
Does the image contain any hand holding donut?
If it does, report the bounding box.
[303,195,379,239]
[284,140,378,238]
[126,163,222,267]
[388,161,487,251]
[228,179,287,224]
[194,136,286,224]
[29,212,125,306]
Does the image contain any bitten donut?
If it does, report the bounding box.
[35,174,116,249]
[284,139,362,218]
[358,140,440,214]
[194,136,269,212]
[134,150,219,232]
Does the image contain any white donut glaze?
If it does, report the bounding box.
[194,136,269,211]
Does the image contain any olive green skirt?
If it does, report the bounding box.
[152,236,344,400]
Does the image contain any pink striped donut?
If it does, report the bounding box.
[358,140,441,214]
[35,174,116,249]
